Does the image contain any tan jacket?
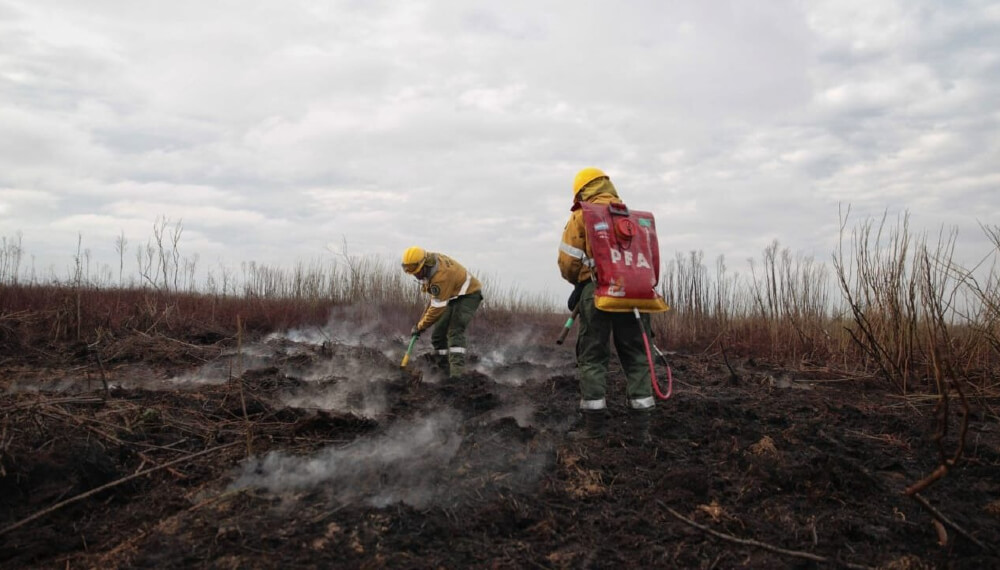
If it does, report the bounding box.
[416,253,482,330]
[558,177,622,285]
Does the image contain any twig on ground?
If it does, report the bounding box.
[5,396,105,412]
[153,334,216,351]
[0,441,239,538]
[791,376,876,384]
[660,501,876,570]
[93,349,111,398]
[818,429,990,554]
[909,492,993,553]
[718,337,740,383]
[36,407,189,478]
[904,464,950,496]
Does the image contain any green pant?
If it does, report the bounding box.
[431,291,483,377]
[575,281,654,411]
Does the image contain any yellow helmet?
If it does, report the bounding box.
[401,246,427,274]
[573,167,608,196]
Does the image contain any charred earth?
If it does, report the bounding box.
[1,327,999,569]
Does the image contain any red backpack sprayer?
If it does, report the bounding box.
[556,201,674,400]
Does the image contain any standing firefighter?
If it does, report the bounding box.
[402,246,484,378]
[558,167,669,444]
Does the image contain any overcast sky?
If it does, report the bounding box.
[1,0,998,299]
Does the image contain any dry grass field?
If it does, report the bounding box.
[1,217,999,568]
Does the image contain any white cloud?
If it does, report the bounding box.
[0,188,59,211]
[0,0,997,295]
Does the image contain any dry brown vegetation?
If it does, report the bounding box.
[1,213,999,568]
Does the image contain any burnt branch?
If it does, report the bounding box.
[661,502,876,570]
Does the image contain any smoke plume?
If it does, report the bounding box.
[230,411,462,508]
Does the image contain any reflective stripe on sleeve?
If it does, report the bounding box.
[448,347,466,354]
[579,398,607,410]
[630,396,655,410]
[436,349,448,356]
[458,274,471,296]
[560,242,585,259]
[559,242,594,267]
[431,274,472,308]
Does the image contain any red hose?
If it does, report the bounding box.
[634,309,673,400]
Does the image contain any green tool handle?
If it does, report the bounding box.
[400,334,418,368]
[555,303,581,345]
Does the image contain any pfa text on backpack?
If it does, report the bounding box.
[579,201,670,313]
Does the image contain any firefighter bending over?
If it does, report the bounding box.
[402,247,483,378]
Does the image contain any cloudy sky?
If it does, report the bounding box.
[1,0,998,298]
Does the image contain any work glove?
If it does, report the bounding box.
[410,325,422,338]
[567,281,587,311]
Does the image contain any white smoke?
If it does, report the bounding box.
[264,327,328,346]
[280,380,388,418]
[275,335,400,416]
[230,411,462,508]
[472,327,576,386]
[165,342,278,386]
[159,322,402,415]
[267,310,402,361]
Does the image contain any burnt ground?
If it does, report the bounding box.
[1,329,999,569]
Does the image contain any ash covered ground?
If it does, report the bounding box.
[1,322,999,569]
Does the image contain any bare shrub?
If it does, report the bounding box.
[833,208,922,390]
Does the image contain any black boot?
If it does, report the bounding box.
[433,353,449,370]
[568,410,608,440]
[628,409,653,446]
[448,352,466,379]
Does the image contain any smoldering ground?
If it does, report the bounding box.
[221,321,566,512]
[7,318,998,569]
[229,408,554,510]
[230,411,465,508]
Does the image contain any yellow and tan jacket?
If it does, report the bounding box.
[416,253,482,331]
[558,177,622,285]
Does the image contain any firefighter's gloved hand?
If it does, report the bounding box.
[567,281,587,311]
[410,325,423,338]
